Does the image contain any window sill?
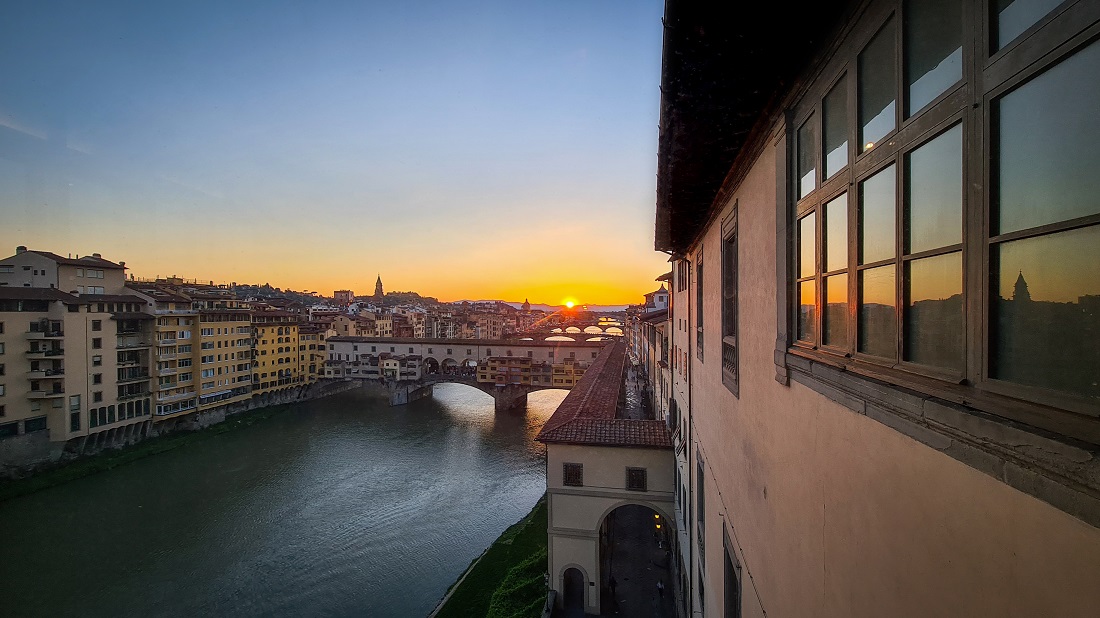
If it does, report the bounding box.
[785,348,1100,529]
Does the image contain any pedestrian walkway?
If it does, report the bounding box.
[601,505,675,617]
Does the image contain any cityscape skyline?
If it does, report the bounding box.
[0,0,669,305]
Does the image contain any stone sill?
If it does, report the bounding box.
[785,352,1100,529]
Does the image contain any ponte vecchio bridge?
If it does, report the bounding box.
[324,336,612,412]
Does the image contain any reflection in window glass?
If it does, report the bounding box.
[823,79,848,178]
[995,0,1065,49]
[993,226,1100,398]
[905,252,963,370]
[799,280,816,342]
[799,214,816,278]
[798,116,817,199]
[997,41,1100,235]
[825,193,848,272]
[824,273,848,348]
[860,165,896,264]
[859,265,896,358]
[907,124,962,254]
[906,0,962,116]
[859,19,896,152]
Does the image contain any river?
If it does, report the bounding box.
[0,384,564,617]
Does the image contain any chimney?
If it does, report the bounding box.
[92,253,102,258]
[119,261,125,268]
[16,245,27,254]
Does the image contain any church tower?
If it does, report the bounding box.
[374,275,384,301]
[1013,271,1031,302]
[522,298,531,312]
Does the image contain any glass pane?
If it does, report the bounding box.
[824,273,849,348]
[993,225,1100,399]
[859,19,896,152]
[860,165,896,264]
[995,0,1065,49]
[905,252,963,370]
[799,280,816,342]
[859,265,896,358]
[825,193,848,272]
[997,41,1100,234]
[906,0,962,116]
[799,213,816,278]
[823,79,849,178]
[906,124,962,253]
[798,115,817,199]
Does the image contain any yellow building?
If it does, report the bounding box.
[251,311,300,395]
[478,356,533,385]
[551,356,586,388]
[190,293,252,409]
[298,323,327,384]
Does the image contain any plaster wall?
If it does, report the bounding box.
[682,134,1100,617]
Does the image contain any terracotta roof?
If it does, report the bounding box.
[80,294,148,303]
[0,288,81,302]
[26,251,126,269]
[641,309,669,324]
[536,341,672,449]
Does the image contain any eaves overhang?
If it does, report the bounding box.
[655,1,850,254]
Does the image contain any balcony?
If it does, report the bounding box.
[157,390,195,403]
[117,339,151,349]
[117,371,151,384]
[27,368,65,379]
[157,366,178,376]
[118,390,151,401]
[26,329,64,340]
[26,347,64,359]
[29,385,65,399]
[158,337,178,345]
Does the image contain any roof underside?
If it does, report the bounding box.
[655,1,844,253]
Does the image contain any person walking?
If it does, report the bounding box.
[656,579,664,598]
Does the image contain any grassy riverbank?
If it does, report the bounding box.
[435,496,549,618]
[0,403,294,503]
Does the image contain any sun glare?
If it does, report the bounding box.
[564,300,575,309]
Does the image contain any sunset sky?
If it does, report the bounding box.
[0,0,669,305]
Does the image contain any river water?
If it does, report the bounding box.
[0,384,564,617]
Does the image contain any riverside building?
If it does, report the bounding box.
[645,1,1100,616]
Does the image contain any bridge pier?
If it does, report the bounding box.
[491,384,529,413]
[387,381,434,406]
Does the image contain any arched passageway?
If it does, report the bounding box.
[562,567,586,617]
[423,357,440,375]
[599,504,674,616]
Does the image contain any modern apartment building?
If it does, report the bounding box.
[649,1,1100,616]
[0,287,154,466]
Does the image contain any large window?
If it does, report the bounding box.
[722,208,739,395]
[790,0,1099,436]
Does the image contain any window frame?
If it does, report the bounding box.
[562,462,583,487]
[721,205,740,396]
[781,0,1100,441]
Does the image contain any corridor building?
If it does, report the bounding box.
[652,1,1100,616]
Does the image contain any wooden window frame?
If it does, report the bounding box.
[779,0,1100,443]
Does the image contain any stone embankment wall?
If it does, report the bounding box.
[0,380,362,479]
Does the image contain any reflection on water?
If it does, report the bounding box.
[0,385,567,618]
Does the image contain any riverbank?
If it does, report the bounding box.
[0,393,329,503]
[433,496,549,618]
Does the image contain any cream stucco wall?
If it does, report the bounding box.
[680,132,1100,617]
[546,442,675,614]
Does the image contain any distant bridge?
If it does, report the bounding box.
[325,336,611,412]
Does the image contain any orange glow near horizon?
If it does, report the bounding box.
[564,300,576,309]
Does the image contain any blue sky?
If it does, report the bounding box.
[0,0,668,303]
